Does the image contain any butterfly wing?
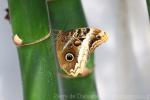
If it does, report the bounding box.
[56,27,108,77]
[56,30,79,75]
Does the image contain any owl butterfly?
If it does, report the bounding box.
[56,27,108,77]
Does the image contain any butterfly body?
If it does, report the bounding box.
[56,27,108,77]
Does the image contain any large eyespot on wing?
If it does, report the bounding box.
[61,48,79,75]
[65,52,74,62]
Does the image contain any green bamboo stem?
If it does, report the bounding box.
[8,0,59,100]
[147,0,150,18]
[47,0,98,100]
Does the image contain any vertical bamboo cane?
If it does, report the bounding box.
[8,0,59,100]
[47,0,98,100]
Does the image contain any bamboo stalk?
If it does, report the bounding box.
[147,0,150,18]
[7,0,59,100]
[47,0,98,100]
